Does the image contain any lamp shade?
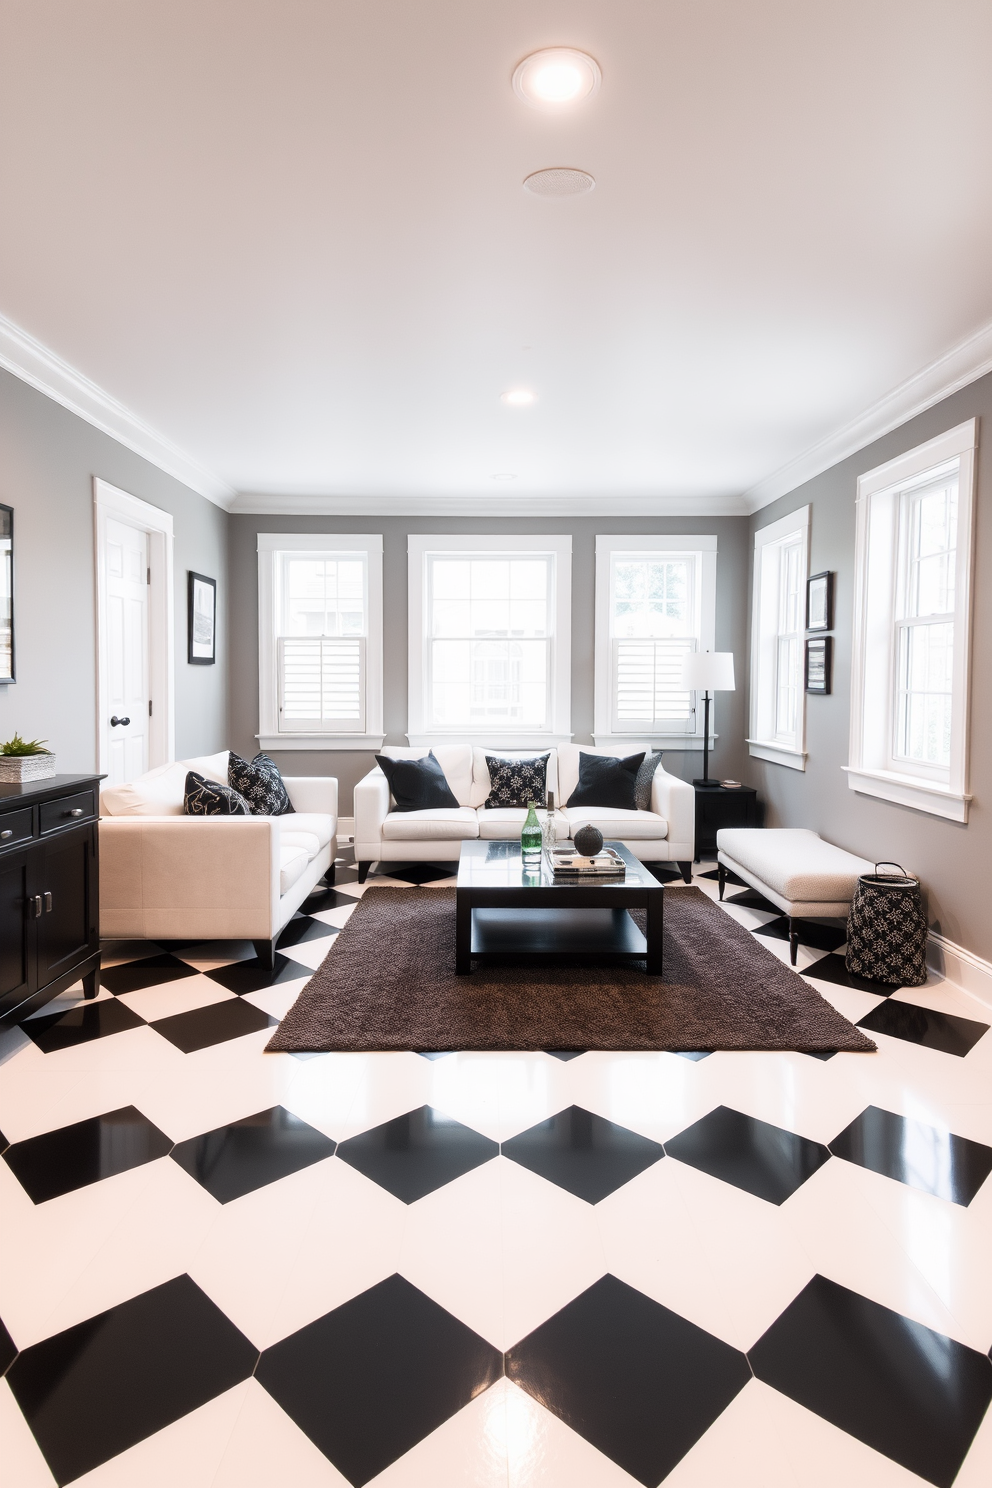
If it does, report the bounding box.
[680,651,735,691]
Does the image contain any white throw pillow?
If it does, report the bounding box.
[101,750,231,816]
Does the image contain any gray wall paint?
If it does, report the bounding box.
[229,514,750,810]
[746,370,991,962]
[0,368,229,769]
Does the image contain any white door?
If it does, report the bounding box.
[103,518,149,786]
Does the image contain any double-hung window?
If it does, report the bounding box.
[748,507,810,770]
[407,535,571,744]
[847,420,976,820]
[593,535,717,745]
[257,533,383,750]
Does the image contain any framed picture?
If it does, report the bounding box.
[0,505,13,684]
[805,636,832,694]
[806,570,833,632]
[188,572,216,665]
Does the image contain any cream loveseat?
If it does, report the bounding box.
[99,750,337,967]
[354,744,694,882]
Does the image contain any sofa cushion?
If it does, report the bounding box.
[229,752,295,816]
[279,830,322,862]
[101,750,230,816]
[717,829,874,904]
[483,753,549,809]
[563,806,668,841]
[567,752,644,810]
[376,751,460,812]
[377,745,473,806]
[183,771,251,816]
[471,748,559,808]
[279,844,311,894]
[382,807,479,841]
[283,813,335,851]
[478,807,571,840]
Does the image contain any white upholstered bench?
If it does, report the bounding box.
[716,828,874,964]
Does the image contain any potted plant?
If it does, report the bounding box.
[0,734,56,782]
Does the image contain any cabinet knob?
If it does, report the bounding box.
[0,828,12,840]
[32,895,42,918]
[65,808,84,818]
[44,891,53,913]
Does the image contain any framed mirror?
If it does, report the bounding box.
[0,505,12,683]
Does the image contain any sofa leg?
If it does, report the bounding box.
[253,937,278,971]
[677,860,693,885]
[324,862,336,886]
[718,862,726,900]
[788,918,799,965]
[357,861,371,884]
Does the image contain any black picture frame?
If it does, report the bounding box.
[187,571,216,665]
[0,504,13,684]
[806,570,833,632]
[805,636,832,694]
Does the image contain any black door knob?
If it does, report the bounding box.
[110,716,131,727]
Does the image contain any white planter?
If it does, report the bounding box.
[0,752,56,782]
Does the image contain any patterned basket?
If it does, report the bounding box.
[845,862,928,987]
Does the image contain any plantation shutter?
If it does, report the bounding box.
[612,636,696,732]
[277,636,366,732]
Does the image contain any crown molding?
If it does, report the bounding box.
[229,490,749,517]
[0,311,235,509]
[744,317,992,514]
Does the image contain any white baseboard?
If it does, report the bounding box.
[927,932,992,1011]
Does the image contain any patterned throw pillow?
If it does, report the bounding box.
[184,771,251,816]
[483,754,550,809]
[228,752,295,816]
[634,751,664,811]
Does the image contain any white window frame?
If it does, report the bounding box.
[747,506,810,771]
[257,532,383,750]
[407,534,572,747]
[845,419,977,821]
[593,535,718,749]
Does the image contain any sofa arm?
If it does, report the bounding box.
[354,767,391,852]
[651,766,695,856]
[285,776,338,819]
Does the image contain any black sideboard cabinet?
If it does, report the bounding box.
[693,782,760,861]
[0,774,103,1026]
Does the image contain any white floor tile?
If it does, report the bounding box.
[210,1378,350,1488]
[275,935,336,972]
[502,1379,639,1488]
[567,1050,716,1144]
[71,1381,250,1488]
[367,1378,509,1488]
[116,974,236,1023]
[663,1379,799,1487]
[399,1158,505,1348]
[0,1379,58,1487]
[758,1383,937,1487]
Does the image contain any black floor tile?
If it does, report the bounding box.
[150,998,277,1054]
[336,1106,498,1204]
[803,1049,837,1062]
[21,998,145,1053]
[276,915,338,949]
[506,1273,750,1487]
[100,953,199,995]
[830,1105,992,1207]
[0,1315,15,1377]
[502,1106,664,1204]
[545,1050,585,1061]
[4,1106,173,1203]
[665,1105,831,1205]
[754,917,848,953]
[699,867,746,886]
[724,886,781,914]
[647,864,682,883]
[256,1273,502,1487]
[301,884,354,914]
[204,952,313,996]
[171,1105,336,1203]
[803,952,901,994]
[857,999,989,1057]
[749,1274,992,1488]
[6,1275,258,1486]
[375,861,459,884]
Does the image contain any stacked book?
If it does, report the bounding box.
[550,847,626,879]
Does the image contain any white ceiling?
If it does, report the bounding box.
[1,0,991,512]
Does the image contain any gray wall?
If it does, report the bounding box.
[229,514,750,810]
[746,370,991,962]
[0,368,229,769]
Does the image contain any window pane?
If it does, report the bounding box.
[282,556,366,638]
[896,621,953,768]
[612,557,693,637]
[430,636,548,727]
[909,486,957,618]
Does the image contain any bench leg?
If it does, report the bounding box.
[788,918,799,965]
[718,862,726,900]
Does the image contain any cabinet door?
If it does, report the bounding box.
[0,846,35,1014]
[36,827,98,988]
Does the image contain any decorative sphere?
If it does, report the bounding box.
[573,824,604,856]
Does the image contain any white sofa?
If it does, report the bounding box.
[354,744,694,881]
[99,750,338,967]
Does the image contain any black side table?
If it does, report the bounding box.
[693,783,760,861]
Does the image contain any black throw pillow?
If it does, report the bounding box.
[484,753,549,809]
[184,771,251,816]
[567,752,645,811]
[229,752,295,816]
[375,751,459,812]
[634,751,664,811]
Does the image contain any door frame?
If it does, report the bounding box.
[93,478,175,776]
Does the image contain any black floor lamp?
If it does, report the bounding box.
[679,651,736,786]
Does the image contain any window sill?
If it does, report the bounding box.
[747,739,807,771]
[842,766,971,823]
[256,734,385,752]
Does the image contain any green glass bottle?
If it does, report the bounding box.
[520,800,542,863]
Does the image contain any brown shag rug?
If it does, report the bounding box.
[266,886,875,1055]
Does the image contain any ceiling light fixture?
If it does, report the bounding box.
[523,167,595,197]
[491,472,518,481]
[500,389,537,406]
[512,47,601,109]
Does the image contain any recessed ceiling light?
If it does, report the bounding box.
[512,48,601,108]
[501,389,536,406]
[491,472,518,481]
[523,167,595,197]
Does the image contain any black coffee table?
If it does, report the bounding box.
[455,840,664,975]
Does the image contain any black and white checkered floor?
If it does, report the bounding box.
[2,851,992,1488]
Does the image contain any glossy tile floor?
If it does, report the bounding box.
[2,851,992,1488]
